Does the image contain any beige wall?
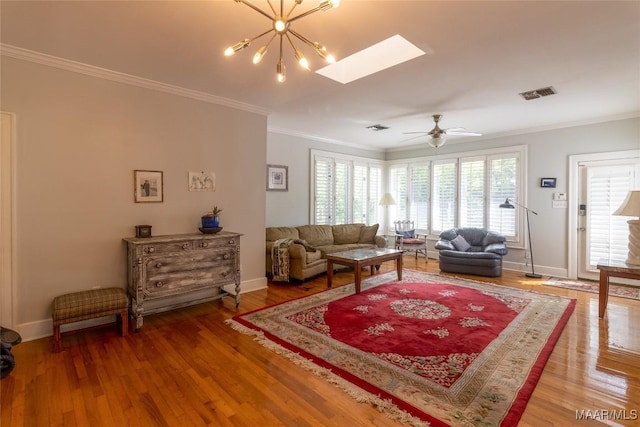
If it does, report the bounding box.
[1,57,267,339]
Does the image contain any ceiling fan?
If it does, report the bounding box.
[403,114,482,148]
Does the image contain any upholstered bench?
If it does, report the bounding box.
[52,287,129,352]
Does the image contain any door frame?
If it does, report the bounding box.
[1,111,16,327]
[568,149,640,279]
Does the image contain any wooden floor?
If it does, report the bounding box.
[2,258,639,426]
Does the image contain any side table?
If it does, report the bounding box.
[596,258,640,318]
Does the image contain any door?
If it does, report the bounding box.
[577,160,639,280]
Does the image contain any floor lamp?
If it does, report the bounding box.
[613,190,640,265]
[499,198,542,278]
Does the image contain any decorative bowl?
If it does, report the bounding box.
[199,227,222,234]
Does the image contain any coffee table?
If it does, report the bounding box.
[326,248,403,294]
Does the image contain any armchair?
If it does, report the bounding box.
[435,227,508,277]
[394,220,428,260]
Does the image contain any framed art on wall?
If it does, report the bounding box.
[540,177,557,188]
[188,171,216,192]
[266,164,288,191]
[134,170,163,202]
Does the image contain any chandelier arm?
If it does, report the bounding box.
[288,6,324,22]
[250,28,277,42]
[288,28,316,50]
[237,0,274,21]
[285,1,300,19]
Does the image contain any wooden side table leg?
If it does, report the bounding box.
[327,260,334,289]
[599,271,609,319]
[397,255,403,281]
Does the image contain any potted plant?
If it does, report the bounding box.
[201,206,222,229]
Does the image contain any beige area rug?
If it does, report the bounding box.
[227,270,576,426]
[544,277,640,301]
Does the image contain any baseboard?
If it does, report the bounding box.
[15,276,269,343]
[502,261,568,279]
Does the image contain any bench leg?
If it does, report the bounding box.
[119,310,128,337]
[53,325,61,353]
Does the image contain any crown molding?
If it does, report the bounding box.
[0,44,270,116]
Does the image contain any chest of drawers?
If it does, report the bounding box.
[123,232,241,330]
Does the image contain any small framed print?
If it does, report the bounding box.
[540,177,556,188]
[189,171,215,192]
[266,164,288,191]
[134,170,163,203]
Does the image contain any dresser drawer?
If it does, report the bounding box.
[138,241,194,255]
[142,249,237,298]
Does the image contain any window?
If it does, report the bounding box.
[387,146,525,240]
[311,150,383,226]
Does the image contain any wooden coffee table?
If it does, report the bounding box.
[326,248,403,294]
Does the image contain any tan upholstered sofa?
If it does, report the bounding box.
[266,223,386,281]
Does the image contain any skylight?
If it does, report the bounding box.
[315,34,430,84]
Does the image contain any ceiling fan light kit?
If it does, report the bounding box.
[225,0,341,82]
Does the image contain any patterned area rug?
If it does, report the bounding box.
[227,270,575,427]
[544,277,640,301]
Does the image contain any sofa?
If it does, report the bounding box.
[435,227,508,277]
[266,223,386,281]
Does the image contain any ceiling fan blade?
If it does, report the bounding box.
[445,130,482,136]
[402,131,429,135]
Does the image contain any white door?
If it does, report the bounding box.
[577,160,640,280]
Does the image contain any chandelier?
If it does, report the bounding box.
[224,0,341,82]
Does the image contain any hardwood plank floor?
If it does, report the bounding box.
[2,257,639,426]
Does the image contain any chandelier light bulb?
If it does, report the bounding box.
[224,38,250,56]
[276,61,286,83]
[294,49,309,69]
[274,18,287,33]
[253,46,268,64]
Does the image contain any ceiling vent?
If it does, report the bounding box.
[366,124,389,131]
[519,86,557,101]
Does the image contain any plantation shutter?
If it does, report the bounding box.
[353,163,368,224]
[368,165,382,225]
[314,156,333,225]
[410,164,430,230]
[460,158,485,228]
[334,159,349,225]
[587,165,635,265]
[432,160,457,233]
[489,155,518,238]
[389,164,408,225]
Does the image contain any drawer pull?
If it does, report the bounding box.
[155,281,164,288]
[155,262,162,268]
[201,242,208,248]
[144,247,155,254]
[221,271,229,277]
[223,253,230,260]
[182,243,190,249]
[228,240,235,245]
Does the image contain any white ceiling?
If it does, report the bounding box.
[2,1,639,152]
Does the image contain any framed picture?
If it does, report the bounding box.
[266,164,288,191]
[188,171,216,192]
[540,178,556,188]
[134,170,163,203]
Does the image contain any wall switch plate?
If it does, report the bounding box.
[553,192,567,201]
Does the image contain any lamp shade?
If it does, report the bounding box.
[613,190,640,219]
[379,193,396,206]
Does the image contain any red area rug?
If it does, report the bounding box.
[227,270,575,427]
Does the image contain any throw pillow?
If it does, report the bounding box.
[451,234,471,252]
[402,230,415,239]
[358,224,379,243]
